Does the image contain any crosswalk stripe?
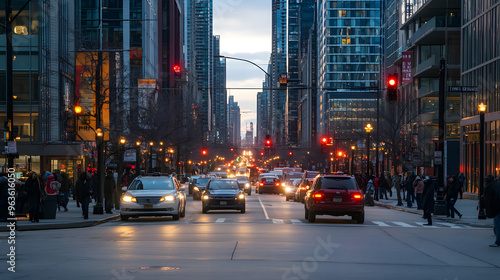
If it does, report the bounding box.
[291,219,302,224]
[415,222,438,228]
[215,218,225,223]
[391,221,415,227]
[436,222,462,229]
[372,221,390,227]
[272,219,284,224]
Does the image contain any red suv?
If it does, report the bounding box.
[304,174,364,223]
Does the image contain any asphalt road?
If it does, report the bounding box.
[1,192,499,279]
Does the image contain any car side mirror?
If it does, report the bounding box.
[122,187,128,192]
[179,187,185,192]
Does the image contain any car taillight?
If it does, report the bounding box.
[353,193,362,199]
[275,183,280,186]
[260,183,264,186]
[313,193,323,199]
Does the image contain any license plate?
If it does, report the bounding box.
[333,197,342,202]
[220,201,227,205]
[144,204,153,208]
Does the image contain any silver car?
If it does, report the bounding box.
[120,176,186,221]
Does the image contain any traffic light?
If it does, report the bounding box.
[201,148,208,156]
[321,137,328,153]
[387,74,398,102]
[265,135,272,147]
[260,152,264,157]
[289,151,293,157]
[173,65,181,75]
[337,151,343,157]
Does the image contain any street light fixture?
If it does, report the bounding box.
[135,141,141,173]
[478,102,487,219]
[365,124,373,176]
[95,127,104,214]
[351,146,356,174]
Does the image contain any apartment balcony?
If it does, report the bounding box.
[413,55,441,78]
[401,0,461,29]
[408,16,460,46]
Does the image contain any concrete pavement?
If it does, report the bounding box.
[373,190,494,228]
[0,199,119,232]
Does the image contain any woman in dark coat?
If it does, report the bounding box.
[422,176,436,226]
[76,172,93,219]
[25,172,43,223]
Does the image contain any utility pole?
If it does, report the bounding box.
[5,0,14,169]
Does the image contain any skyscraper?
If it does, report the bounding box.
[228,96,241,147]
[211,35,227,144]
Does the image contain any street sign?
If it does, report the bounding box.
[434,151,443,165]
[7,141,17,154]
[449,86,477,92]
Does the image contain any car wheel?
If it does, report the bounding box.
[120,214,129,221]
[305,207,309,219]
[172,213,180,220]
[356,212,365,224]
[307,210,316,223]
[180,204,186,218]
[202,205,208,214]
[241,207,246,213]
[285,196,289,201]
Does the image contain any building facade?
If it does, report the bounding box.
[460,1,500,193]
[211,35,227,144]
[228,96,241,147]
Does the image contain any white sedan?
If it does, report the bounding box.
[120,176,186,221]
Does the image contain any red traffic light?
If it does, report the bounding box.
[321,137,328,144]
[173,65,181,74]
[388,78,396,86]
[201,148,208,156]
[289,151,293,156]
[387,74,398,102]
[260,152,264,156]
[338,151,343,157]
[265,139,272,146]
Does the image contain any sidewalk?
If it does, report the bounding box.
[0,199,119,232]
[373,190,494,228]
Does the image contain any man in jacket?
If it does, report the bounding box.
[445,175,462,219]
[484,175,500,247]
[422,176,436,226]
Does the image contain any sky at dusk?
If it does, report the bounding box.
[212,0,272,138]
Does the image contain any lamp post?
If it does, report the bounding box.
[159,142,165,173]
[95,128,104,214]
[365,124,373,176]
[478,102,487,219]
[135,141,141,174]
[149,142,154,173]
[351,146,356,174]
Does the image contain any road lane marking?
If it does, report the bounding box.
[372,221,390,227]
[391,222,415,227]
[272,219,284,224]
[415,222,438,228]
[291,219,302,224]
[215,218,225,223]
[436,222,462,229]
[258,196,270,220]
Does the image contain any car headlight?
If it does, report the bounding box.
[238,194,245,199]
[159,195,175,202]
[194,186,199,191]
[122,195,137,202]
[281,183,286,187]
[202,195,210,200]
[285,187,291,193]
[245,183,250,188]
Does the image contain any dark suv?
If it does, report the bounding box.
[304,174,364,223]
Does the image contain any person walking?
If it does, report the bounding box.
[58,172,71,212]
[365,177,375,206]
[445,175,462,219]
[405,175,415,208]
[458,173,466,199]
[373,175,380,201]
[104,170,116,214]
[384,171,393,197]
[484,175,500,247]
[422,176,436,226]
[414,176,424,210]
[378,173,389,200]
[77,172,94,219]
[25,172,44,223]
[394,174,403,206]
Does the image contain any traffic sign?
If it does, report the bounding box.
[449,86,477,92]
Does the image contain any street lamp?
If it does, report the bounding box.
[365,124,373,176]
[117,137,126,202]
[351,146,356,174]
[136,141,141,173]
[478,102,487,219]
[95,127,104,214]
[149,142,154,173]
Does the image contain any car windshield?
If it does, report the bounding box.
[305,171,319,178]
[195,178,210,184]
[321,177,357,190]
[129,179,175,190]
[236,176,249,182]
[208,180,239,190]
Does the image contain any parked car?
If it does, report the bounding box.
[304,174,364,223]
[120,176,186,221]
[192,176,211,200]
[201,179,246,213]
[257,176,282,194]
[236,175,252,195]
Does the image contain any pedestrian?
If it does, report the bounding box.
[384,171,393,197]
[25,172,44,223]
[58,171,71,212]
[393,174,403,206]
[378,173,389,200]
[405,175,415,208]
[373,174,380,201]
[77,172,94,219]
[104,170,116,214]
[458,173,466,199]
[421,176,436,226]
[445,175,462,219]
[414,176,424,210]
[484,175,500,247]
[365,177,375,206]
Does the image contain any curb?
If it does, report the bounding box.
[374,202,493,229]
[0,215,120,232]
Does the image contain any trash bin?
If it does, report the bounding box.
[40,195,58,219]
